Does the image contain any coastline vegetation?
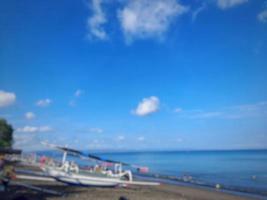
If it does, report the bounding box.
[0,118,13,148]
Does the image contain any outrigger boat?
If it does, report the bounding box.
[1,147,62,196]
[40,142,160,187]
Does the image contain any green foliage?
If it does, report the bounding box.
[0,118,13,147]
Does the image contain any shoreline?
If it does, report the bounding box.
[13,164,267,200]
[2,178,264,200]
[134,173,267,199]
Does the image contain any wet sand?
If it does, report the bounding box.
[1,179,259,200]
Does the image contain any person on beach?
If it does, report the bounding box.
[0,154,16,191]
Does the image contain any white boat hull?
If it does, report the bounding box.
[43,167,160,187]
[44,167,120,187]
[56,176,119,187]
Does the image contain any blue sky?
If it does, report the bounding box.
[0,0,267,151]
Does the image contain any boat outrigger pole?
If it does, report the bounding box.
[62,151,67,165]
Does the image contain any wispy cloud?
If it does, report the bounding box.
[75,126,104,134]
[36,98,52,107]
[25,112,35,120]
[69,100,76,107]
[16,125,53,133]
[174,107,183,113]
[227,101,267,118]
[0,90,16,107]
[69,89,84,107]
[74,89,83,97]
[258,9,267,23]
[117,135,125,141]
[133,96,160,116]
[192,3,206,22]
[89,127,103,133]
[175,101,267,119]
[14,133,50,151]
[189,111,223,119]
[118,0,188,43]
[14,134,37,149]
[137,136,145,141]
[87,0,108,40]
[216,0,248,10]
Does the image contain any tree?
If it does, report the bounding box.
[0,118,13,147]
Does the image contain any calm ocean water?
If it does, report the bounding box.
[97,150,267,197]
[40,149,267,197]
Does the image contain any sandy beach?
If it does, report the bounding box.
[1,179,259,200]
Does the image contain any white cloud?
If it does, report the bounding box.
[176,101,267,119]
[118,0,188,42]
[36,98,52,107]
[14,134,37,150]
[193,111,223,119]
[25,112,35,120]
[69,89,84,106]
[258,9,267,23]
[16,126,52,133]
[14,134,34,144]
[89,127,103,133]
[137,136,145,141]
[117,135,125,141]
[88,0,108,40]
[14,133,50,151]
[217,0,248,9]
[17,126,38,133]
[192,3,206,22]
[174,107,183,113]
[69,100,76,107]
[133,96,160,116]
[0,90,16,107]
[74,89,83,97]
[39,126,52,132]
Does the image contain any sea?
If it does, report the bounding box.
[38,149,267,198]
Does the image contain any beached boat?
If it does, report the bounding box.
[40,143,159,187]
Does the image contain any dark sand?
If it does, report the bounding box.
[1,179,259,200]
